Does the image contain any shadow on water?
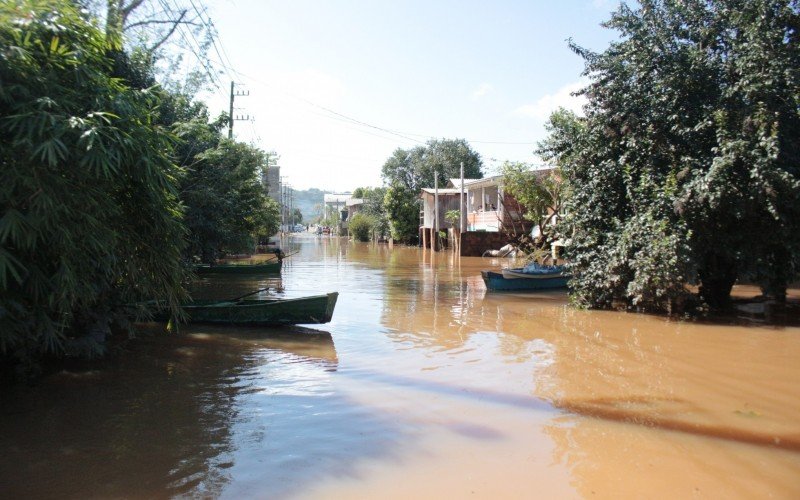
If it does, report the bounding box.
[555,397,800,453]
[343,366,800,453]
[0,327,406,499]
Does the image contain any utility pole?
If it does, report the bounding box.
[280,179,286,232]
[289,187,294,229]
[460,161,465,234]
[228,81,250,139]
[434,171,439,251]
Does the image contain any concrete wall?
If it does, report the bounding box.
[460,231,511,257]
[265,166,280,203]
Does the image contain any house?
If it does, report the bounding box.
[419,187,461,249]
[323,193,352,235]
[346,197,365,219]
[341,197,365,236]
[419,169,555,255]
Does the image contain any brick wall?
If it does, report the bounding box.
[460,231,511,257]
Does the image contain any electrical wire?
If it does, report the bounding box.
[211,61,533,147]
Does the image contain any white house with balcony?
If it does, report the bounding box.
[418,170,558,254]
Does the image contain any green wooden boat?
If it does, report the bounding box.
[152,292,338,325]
[194,260,281,274]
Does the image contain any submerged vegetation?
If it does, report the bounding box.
[0,0,280,377]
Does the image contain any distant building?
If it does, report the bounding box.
[263,166,281,204]
[346,197,365,219]
[323,193,352,235]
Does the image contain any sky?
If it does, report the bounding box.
[190,0,621,191]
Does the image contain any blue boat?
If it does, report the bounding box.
[481,263,570,291]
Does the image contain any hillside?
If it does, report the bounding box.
[291,188,327,223]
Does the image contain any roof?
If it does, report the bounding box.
[447,178,480,188]
[345,198,364,207]
[323,193,352,203]
[460,175,504,190]
[420,188,462,195]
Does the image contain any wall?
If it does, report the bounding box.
[265,166,281,203]
[421,192,461,229]
[460,231,511,257]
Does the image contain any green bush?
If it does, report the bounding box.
[349,213,375,242]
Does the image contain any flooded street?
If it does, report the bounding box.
[1,237,799,499]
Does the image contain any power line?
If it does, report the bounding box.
[209,63,533,147]
[157,0,227,100]
[186,0,237,85]
[160,3,534,149]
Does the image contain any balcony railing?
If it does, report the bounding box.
[467,210,501,231]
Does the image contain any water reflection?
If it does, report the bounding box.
[1,237,799,498]
[0,324,404,499]
[333,240,800,496]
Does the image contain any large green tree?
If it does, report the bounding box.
[549,0,800,312]
[0,0,187,366]
[383,186,420,244]
[382,139,483,192]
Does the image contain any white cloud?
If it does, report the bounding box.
[471,82,493,100]
[514,79,588,120]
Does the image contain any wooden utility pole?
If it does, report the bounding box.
[228,81,250,139]
[460,161,465,234]
[289,187,294,229]
[433,171,439,252]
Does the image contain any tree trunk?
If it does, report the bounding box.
[698,252,737,310]
[761,245,789,304]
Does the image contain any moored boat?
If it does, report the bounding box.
[482,263,570,291]
[194,260,281,274]
[150,292,338,325]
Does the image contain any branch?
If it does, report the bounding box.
[121,0,147,20]
[126,17,201,30]
[146,9,189,53]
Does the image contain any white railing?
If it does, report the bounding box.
[467,211,501,231]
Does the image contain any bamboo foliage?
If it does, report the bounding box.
[0,0,187,359]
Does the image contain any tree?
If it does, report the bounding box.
[0,0,187,368]
[349,213,376,242]
[157,91,280,260]
[383,186,420,244]
[500,161,565,249]
[182,139,279,261]
[292,208,303,225]
[352,186,389,239]
[550,0,800,312]
[91,0,208,56]
[381,139,483,192]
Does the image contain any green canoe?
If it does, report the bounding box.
[194,260,281,274]
[153,292,338,326]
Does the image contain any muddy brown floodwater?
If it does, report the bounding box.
[1,237,799,499]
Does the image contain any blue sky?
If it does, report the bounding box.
[199,0,620,191]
